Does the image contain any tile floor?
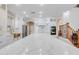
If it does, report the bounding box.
[0,33,15,49]
[0,33,79,55]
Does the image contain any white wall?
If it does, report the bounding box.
[34,18,48,33]
[14,16,23,34]
[34,17,56,34]
[0,6,7,34]
[62,8,79,30]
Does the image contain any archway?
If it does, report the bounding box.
[27,21,34,35]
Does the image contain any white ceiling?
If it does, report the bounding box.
[7,4,76,18]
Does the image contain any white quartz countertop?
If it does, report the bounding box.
[0,33,79,55]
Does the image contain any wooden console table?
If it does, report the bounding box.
[12,32,21,40]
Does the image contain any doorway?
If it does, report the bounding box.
[51,26,56,35]
[22,25,27,38]
[27,21,34,35]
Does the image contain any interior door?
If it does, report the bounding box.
[22,25,27,37]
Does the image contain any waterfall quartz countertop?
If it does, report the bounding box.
[0,33,79,55]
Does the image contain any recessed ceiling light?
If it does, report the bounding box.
[63,10,70,17]
[39,14,43,17]
[39,11,43,14]
[40,4,44,6]
[15,4,21,6]
[23,11,26,14]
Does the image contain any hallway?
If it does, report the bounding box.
[0,4,79,55]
